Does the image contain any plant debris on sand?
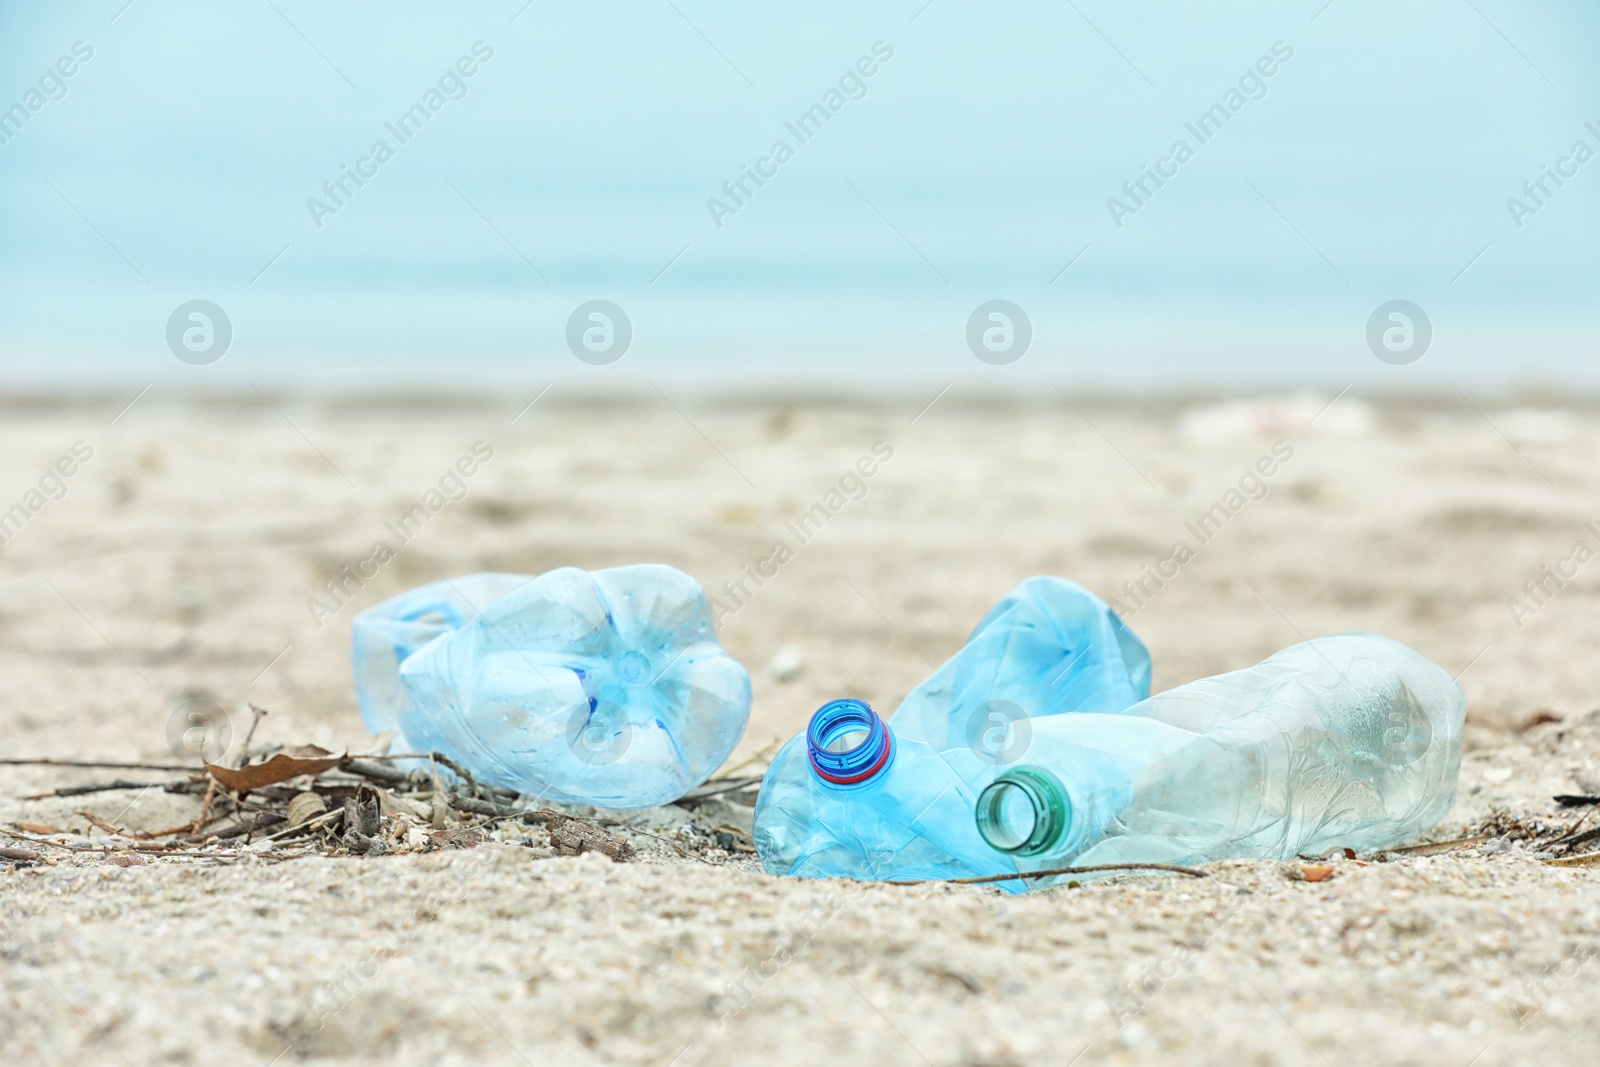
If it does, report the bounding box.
[2,714,763,871]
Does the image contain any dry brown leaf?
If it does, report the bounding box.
[1300,864,1336,882]
[14,822,61,835]
[287,791,328,827]
[1518,710,1563,733]
[206,745,343,792]
[1,847,41,862]
[1545,851,1600,868]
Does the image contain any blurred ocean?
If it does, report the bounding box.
[0,1,1595,393]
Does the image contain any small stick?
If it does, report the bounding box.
[253,807,343,845]
[1387,834,1492,856]
[1552,809,1596,845]
[710,738,780,779]
[340,759,413,785]
[679,776,763,801]
[342,752,445,761]
[1,828,80,852]
[212,813,286,841]
[1555,826,1600,853]
[19,780,167,800]
[4,827,206,856]
[0,758,193,771]
[448,794,507,818]
[134,822,212,840]
[428,752,480,795]
[190,779,218,836]
[887,862,1209,886]
[76,810,126,836]
[237,705,270,767]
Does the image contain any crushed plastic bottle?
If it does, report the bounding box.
[352,572,530,736]
[751,698,1021,885]
[753,577,1149,887]
[890,576,1151,761]
[972,634,1465,883]
[353,565,750,809]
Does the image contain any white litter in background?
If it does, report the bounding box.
[1177,392,1376,442]
[1495,408,1574,444]
[765,643,804,683]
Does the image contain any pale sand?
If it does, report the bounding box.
[2,392,1598,1066]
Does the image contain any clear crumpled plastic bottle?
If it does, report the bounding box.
[352,565,750,809]
[972,634,1466,884]
[890,575,1151,784]
[352,572,531,737]
[753,577,1150,887]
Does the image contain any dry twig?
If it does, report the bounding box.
[888,862,1209,886]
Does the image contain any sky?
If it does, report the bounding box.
[0,0,1595,393]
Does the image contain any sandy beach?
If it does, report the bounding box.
[3,390,1599,1066]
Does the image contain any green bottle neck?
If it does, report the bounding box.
[974,766,1072,857]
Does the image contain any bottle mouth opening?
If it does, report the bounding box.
[975,767,1070,856]
[806,699,893,786]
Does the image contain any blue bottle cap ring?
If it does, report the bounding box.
[806,698,894,786]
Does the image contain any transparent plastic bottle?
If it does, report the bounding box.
[355,565,750,809]
[352,572,531,735]
[753,577,1151,887]
[972,634,1465,883]
[752,699,1028,887]
[890,576,1151,768]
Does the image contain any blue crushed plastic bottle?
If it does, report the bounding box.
[753,577,1149,887]
[972,634,1466,884]
[352,572,531,736]
[353,565,751,809]
[890,576,1151,781]
[752,698,1024,885]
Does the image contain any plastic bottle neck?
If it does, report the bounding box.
[806,699,894,786]
[975,767,1072,856]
